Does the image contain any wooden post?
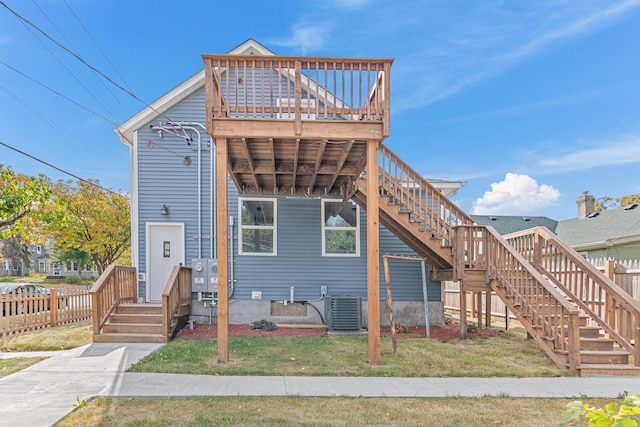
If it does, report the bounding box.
[485,291,492,328]
[50,288,58,327]
[216,137,229,363]
[604,259,616,326]
[476,291,482,327]
[460,285,467,339]
[366,139,381,365]
[383,256,396,354]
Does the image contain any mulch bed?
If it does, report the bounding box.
[178,322,503,340]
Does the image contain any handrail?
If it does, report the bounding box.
[378,144,474,248]
[202,54,393,136]
[89,265,137,336]
[506,226,640,365]
[161,265,192,340]
[457,225,583,373]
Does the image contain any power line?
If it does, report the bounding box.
[0,141,122,195]
[31,0,130,114]
[0,60,118,125]
[0,1,180,128]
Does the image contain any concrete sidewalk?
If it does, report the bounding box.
[1,343,639,427]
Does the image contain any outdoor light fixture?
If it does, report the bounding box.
[161,204,169,216]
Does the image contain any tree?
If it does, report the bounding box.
[596,193,640,212]
[54,247,93,278]
[49,180,130,275]
[1,235,31,276]
[0,165,53,239]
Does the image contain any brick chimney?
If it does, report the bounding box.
[576,191,596,218]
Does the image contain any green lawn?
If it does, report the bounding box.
[131,330,570,378]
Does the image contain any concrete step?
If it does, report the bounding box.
[92,332,167,343]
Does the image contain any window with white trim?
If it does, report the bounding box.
[322,200,360,256]
[239,198,277,255]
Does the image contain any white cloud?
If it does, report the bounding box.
[539,137,640,173]
[269,23,330,54]
[328,0,372,9]
[471,173,560,215]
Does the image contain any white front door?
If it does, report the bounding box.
[146,223,185,302]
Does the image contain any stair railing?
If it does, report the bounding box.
[378,144,474,248]
[161,265,192,340]
[506,226,640,366]
[456,225,583,373]
[89,265,137,337]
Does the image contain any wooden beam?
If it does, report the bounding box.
[366,139,381,365]
[292,138,300,192]
[242,138,259,192]
[308,139,327,193]
[269,138,277,192]
[215,137,229,363]
[327,140,354,192]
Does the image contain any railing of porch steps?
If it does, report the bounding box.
[378,144,474,248]
[506,227,640,366]
[455,225,583,373]
[161,265,192,340]
[90,265,137,337]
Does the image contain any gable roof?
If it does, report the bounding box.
[115,39,275,146]
[555,204,640,249]
[471,215,558,235]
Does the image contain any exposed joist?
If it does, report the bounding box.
[292,138,300,193]
[269,138,277,192]
[308,139,327,193]
[242,138,259,192]
[326,140,354,193]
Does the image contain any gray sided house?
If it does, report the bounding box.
[116,40,460,328]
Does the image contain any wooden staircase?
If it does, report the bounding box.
[93,303,166,343]
[351,142,640,376]
[90,265,192,344]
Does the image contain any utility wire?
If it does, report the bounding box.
[0,60,118,125]
[0,1,180,129]
[31,0,129,114]
[0,141,121,195]
[62,0,134,94]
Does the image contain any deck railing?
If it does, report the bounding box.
[378,144,474,248]
[89,265,137,337]
[161,266,192,340]
[506,226,640,365]
[456,225,583,373]
[202,54,392,136]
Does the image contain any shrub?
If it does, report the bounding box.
[563,392,640,426]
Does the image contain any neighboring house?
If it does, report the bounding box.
[28,244,98,280]
[555,192,640,261]
[115,39,463,327]
[472,191,640,262]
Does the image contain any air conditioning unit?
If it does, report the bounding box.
[325,296,362,331]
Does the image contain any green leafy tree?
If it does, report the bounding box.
[0,165,53,240]
[596,194,640,212]
[54,247,94,278]
[49,180,130,275]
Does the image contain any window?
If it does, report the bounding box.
[239,198,276,255]
[322,200,360,256]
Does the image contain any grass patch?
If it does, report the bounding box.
[0,357,44,377]
[0,320,92,352]
[131,330,570,377]
[56,395,607,426]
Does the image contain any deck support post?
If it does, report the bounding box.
[216,137,229,363]
[366,139,381,365]
[460,285,468,339]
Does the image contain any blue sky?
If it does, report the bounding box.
[1,0,639,220]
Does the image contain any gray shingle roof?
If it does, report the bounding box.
[471,215,558,235]
[554,204,640,248]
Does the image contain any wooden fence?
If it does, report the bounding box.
[1,287,92,336]
[445,258,640,324]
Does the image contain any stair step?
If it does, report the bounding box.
[117,303,162,315]
[109,313,163,324]
[92,332,167,343]
[579,350,630,365]
[578,326,602,339]
[580,337,614,351]
[102,322,163,334]
[578,364,640,376]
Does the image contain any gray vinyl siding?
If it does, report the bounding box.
[134,83,440,302]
